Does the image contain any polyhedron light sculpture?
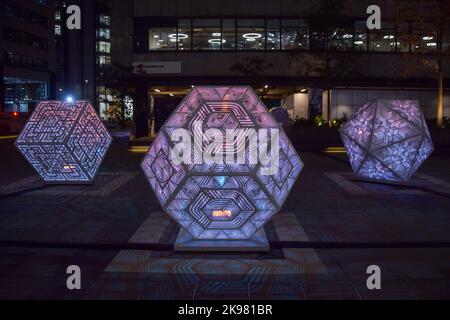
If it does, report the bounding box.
[142,86,303,241]
[15,100,112,184]
[339,99,434,182]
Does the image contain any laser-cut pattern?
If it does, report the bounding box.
[142,86,303,240]
[340,99,434,182]
[16,101,112,184]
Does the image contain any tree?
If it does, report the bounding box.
[392,0,449,128]
[288,0,361,120]
[100,88,133,130]
[101,62,152,136]
[230,57,273,98]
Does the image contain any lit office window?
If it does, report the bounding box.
[98,55,111,66]
[310,30,326,51]
[222,19,236,50]
[266,19,280,50]
[397,23,411,52]
[149,27,177,50]
[328,28,353,51]
[237,19,265,50]
[193,19,221,50]
[281,20,308,50]
[97,41,111,53]
[98,28,111,39]
[369,23,396,52]
[354,22,367,51]
[443,31,450,54]
[177,19,191,50]
[99,15,111,26]
[412,23,438,53]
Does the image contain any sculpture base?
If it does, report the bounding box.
[349,174,410,186]
[174,229,269,252]
[43,180,95,186]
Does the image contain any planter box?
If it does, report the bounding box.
[430,129,450,148]
[110,131,131,146]
[285,127,342,150]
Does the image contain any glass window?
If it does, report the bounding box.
[149,27,177,50]
[310,29,326,51]
[354,22,367,51]
[443,30,450,54]
[99,15,110,26]
[98,55,111,66]
[369,23,396,52]
[98,28,111,39]
[97,41,111,53]
[266,19,280,50]
[396,23,411,52]
[4,1,48,28]
[237,19,265,50]
[222,19,235,50]
[5,51,48,71]
[177,19,191,50]
[411,22,438,53]
[3,27,48,50]
[35,0,47,6]
[328,28,353,51]
[281,19,308,50]
[193,19,221,50]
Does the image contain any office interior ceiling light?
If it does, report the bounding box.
[168,33,189,39]
[243,33,262,41]
[208,38,226,44]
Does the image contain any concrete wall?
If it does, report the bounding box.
[129,0,441,20]
[283,93,309,119]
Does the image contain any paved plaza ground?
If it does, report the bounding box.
[1,140,450,300]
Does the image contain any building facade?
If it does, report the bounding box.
[54,0,111,113]
[1,0,56,112]
[111,0,450,137]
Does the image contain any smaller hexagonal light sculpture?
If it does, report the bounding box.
[270,107,290,127]
[142,86,303,251]
[339,99,434,182]
[15,101,112,184]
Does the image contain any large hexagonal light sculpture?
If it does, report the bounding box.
[340,99,434,182]
[15,101,112,184]
[142,86,303,251]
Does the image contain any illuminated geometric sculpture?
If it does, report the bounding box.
[340,99,434,182]
[15,101,112,184]
[270,107,290,127]
[141,86,303,250]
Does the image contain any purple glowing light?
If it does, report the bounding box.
[142,86,303,240]
[340,99,434,182]
[15,101,112,184]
